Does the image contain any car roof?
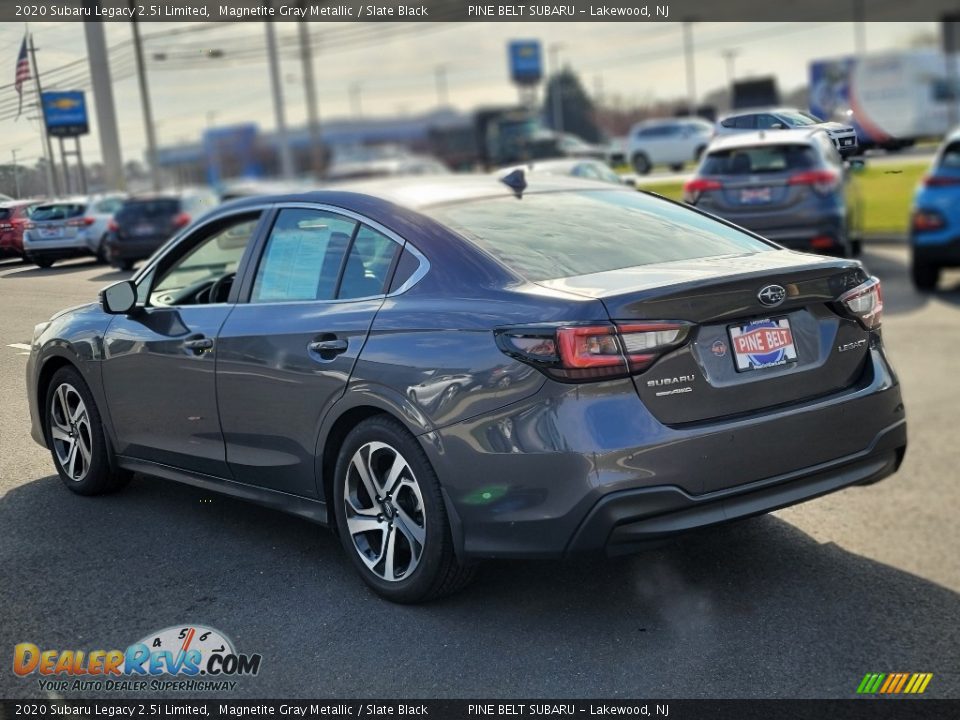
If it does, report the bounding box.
[706,129,824,151]
[943,127,960,144]
[720,107,810,119]
[218,173,630,213]
[632,117,710,129]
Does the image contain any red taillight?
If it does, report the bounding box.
[788,170,839,194]
[911,209,945,232]
[107,220,119,232]
[67,216,96,227]
[683,177,722,204]
[838,276,882,330]
[496,322,691,382]
[923,174,960,187]
[811,235,836,250]
[173,212,191,228]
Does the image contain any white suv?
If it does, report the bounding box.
[625,118,715,174]
[716,108,859,156]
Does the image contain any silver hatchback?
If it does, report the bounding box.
[683,129,863,257]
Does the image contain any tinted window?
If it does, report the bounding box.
[118,199,180,223]
[338,225,400,299]
[388,248,421,293]
[701,144,818,175]
[776,110,819,126]
[427,190,771,281]
[733,115,755,130]
[252,209,356,303]
[31,203,85,221]
[756,114,782,129]
[0,208,11,221]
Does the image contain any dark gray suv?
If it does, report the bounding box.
[684,129,863,257]
[26,175,905,603]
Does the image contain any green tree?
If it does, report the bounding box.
[543,69,601,143]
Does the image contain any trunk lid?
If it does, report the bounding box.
[538,250,872,425]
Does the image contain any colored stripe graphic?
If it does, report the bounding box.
[857,672,932,694]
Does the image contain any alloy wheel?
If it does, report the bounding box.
[49,383,93,482]
[343,441,426,582]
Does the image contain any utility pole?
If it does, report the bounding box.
[11,150,20,198]
[853,0,866,55]
[129,2,160,191]
[264,14,295,180]
[548,42,564,134]
[434,63,449,107]
[83,13,125,190]
[349,82,363,118]
[683,21,697,115]
[721,49,739,87]
[297,17,324,177]
[27,33,58,196]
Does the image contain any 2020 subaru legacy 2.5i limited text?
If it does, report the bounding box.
[26,175,906,603]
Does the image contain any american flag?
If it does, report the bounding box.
[14,35,30,119]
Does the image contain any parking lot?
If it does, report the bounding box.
[1,245,958,699]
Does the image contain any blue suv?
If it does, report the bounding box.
[910,130,960,289]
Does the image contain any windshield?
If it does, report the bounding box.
[778,110,820,127]
[701,145,818,175]
[427,190,771,281]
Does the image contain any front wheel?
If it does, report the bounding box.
[333,415,475,603]
[632,152,651,175]
[45,366,131,495]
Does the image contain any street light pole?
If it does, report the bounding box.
[683,21,697,115]
[297,17,324,178]
[434,63,449,107]
[129,2,161,191]
[264,12,295,180]
[349,82,363,118]
[721,48,739,87]
[548,43,564,134]
[12,150,20,199]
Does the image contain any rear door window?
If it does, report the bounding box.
[733,115,756,130]
[251,209,357,303]
[337,225,400,299]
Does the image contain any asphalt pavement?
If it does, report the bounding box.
[1,246,958,700]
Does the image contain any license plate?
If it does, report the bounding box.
[39,227,62,239]
[133,223,155,236]
[729,317,797,371]
[740,187,771,204]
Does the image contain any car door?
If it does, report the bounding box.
[100,209,267,477]
[215,205,402,498]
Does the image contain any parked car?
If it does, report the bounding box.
[908,128,960,290]
[104,190,218,270]
[28,175,903,603]
[717,108,859,157]
[22,198,98,268]
[626,118,714,174]
[683,129,863,256]
[0,200,38,260]
[553,132,607,160]
[496,158,631,186]
[81,194,127,262]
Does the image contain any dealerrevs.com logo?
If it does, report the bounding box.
[13,625,262,693]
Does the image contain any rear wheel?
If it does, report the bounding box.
[34,258,54,269]
[669,163,684,172]
[45,366,131,495]
[632,152,651,175]
[850,239,862,257]
[95,236,108,263]
[911,259,940,291]
[115,260,133,272]
[333,415,475,603]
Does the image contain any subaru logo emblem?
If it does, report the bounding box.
[758,284,786,307]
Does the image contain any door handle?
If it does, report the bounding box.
[308,338,349,354]
[183,337,214,352]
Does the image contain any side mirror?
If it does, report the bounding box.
[621,176,637,187]
[770,123,786,130]
[100,280,137,315]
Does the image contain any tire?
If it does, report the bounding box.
[632,152,651,175]
[34,258,54,269]
[333,415,475,603]
[95,236,108,263]
[850,239,862,257]
[114,260,133,272]
[670,163,684,172]
[44,366,131,496]
[911,259,940,291]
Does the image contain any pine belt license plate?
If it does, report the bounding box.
[740,187,771,204]
[729,317,797,371]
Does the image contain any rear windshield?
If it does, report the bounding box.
[31,203,85,221]
[426,190,771,281]
[117,199,180,222]
[939,141,960,169]
[0,208,11,221]
[702,145,818,175]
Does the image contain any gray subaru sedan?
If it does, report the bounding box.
[26,174,905,603]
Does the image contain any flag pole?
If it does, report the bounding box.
[27,27,59,197]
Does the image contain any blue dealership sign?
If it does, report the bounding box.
[41,91,89,138]
[508,40,542,85]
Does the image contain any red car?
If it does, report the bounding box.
[0,201,36,259]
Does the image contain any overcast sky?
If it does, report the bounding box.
[0,21,938,165]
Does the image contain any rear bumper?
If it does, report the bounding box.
[568,425,904,554]
[426,347,905,560]
[912,234,960,266]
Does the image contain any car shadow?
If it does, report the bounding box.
[1,473,957,699]
[89,268,135,282]
[859,245,960,315]
[0,258,102,279]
